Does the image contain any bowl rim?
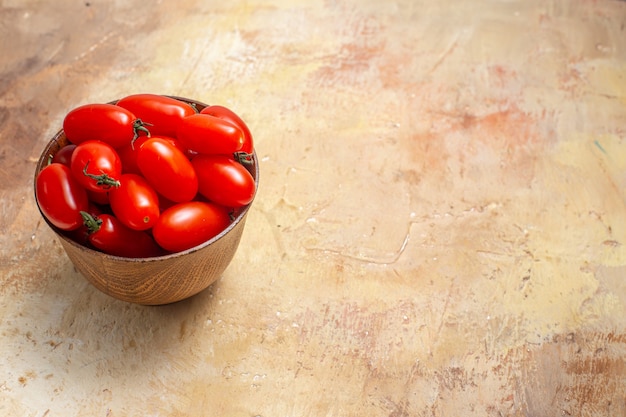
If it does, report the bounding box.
[34,95,259,263]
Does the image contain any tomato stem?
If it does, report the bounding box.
[234,152,254,166]
[82,160,121,188]
[130,119,152,149]
[133,119,152,139]
[80,211,102,234]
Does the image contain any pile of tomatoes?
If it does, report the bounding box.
[35,94,256,258]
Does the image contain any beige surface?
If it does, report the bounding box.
[2,0,626,415]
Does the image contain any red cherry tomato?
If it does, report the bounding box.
[176,113,244,155]
[152,201,231,253]
[192,155,256,208]
[63,103,149,149]
[116,94,196,138]
[51,144,76,166]
[109,173,160,231]
[118,136,188,175]
[136,137,198,203]
[35,163,89,231]
[70,140,122,193]
[200,105,254,154]
[81,212,163,258]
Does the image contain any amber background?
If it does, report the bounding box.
[1,1,625,416]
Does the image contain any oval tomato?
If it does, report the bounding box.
[136,137,198,202]
[109,174,160,230]
[200,105,254,154]
[152,201,231,253]
[116,94,196,138]
[118,136,188,175]
[192,155,256,208]
[70,140,122,193]
[81,212,163,258]
[176,113,244,155]
[51,144,76,166]
[63,103,149,148]
[35,163,89,231]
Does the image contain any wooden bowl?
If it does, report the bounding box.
[33,97,258,305]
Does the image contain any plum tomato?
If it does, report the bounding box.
[63,103,149,149]
[70,140,122,193]
[35,163,89,231]
[51,144,76,166]
[176,113,244,155]
[152,201,231,253]
[118,136,189,175]
[200,105,254,154]
[136,137,198,203]
[109,174,160,231]
[81,212,163,258]
[192,154,256,208]
[116,94,196,138]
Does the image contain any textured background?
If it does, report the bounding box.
[1,0,625,416]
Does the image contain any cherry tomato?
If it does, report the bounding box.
[116,94,196,138]
[152,201,231,253]
[177,113,244,155]
[109,174,160,231]
[118,136,188,175]
[200,105,254,154]
[81,212,163,258]
[35,163,89,231]
[136,137,198,203]
[71,140,122,193]
[51,144,76,166]
[192,155,256,208]
[63,103,149,149]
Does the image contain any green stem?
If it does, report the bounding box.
[234,151,254,166]
[82,160,121,188]
[132,119,152,141]
[80,211,102,234]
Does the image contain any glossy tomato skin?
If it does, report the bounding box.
[200,105,254,154]
[118,136,188,175]
[109,174,160,231]
[51,144,76,166]
[70,140,122,193]
[136,137,198,203]
[192,155,255,208]
[152,201,231,253]
[36,163,89,231]
[177,113,244,155]
[85,213,163,258]
[116,94,196,138]
[63,103,142,149]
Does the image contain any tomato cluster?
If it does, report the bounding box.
[36,94,256,257]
